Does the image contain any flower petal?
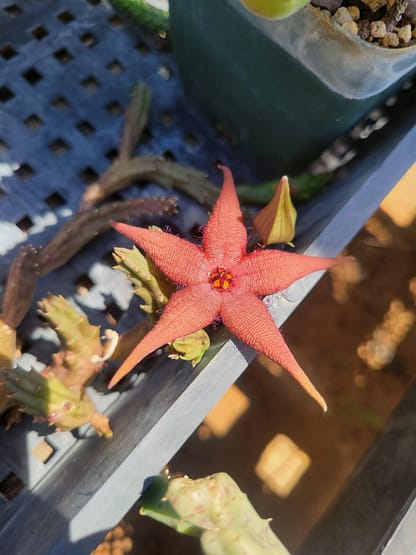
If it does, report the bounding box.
[220,290,327,411]
[203,166,247,266]
[109,284,220,387]
[112,222,208,285]
[238,249,351,295]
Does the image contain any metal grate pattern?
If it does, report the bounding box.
[0,0,253,500]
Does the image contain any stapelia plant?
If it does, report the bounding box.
[140,472,290,554]
[109,166,350,410]
[6,295,115,436]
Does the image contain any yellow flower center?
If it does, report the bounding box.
[208,267,234,291]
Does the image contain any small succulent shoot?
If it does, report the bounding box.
[253,176,297,247]
[38,295,102,357]
[239,0,311,19]
[167,329,211,367]
[141,472,290,555]
[113,244,174,313]
[6,367,112,436]
[37,295,108,389]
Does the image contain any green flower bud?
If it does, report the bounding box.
[253,176,297,246]
[167,329,210,367]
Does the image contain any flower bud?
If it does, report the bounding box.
[253,176,297,246]
[167,329,210,367]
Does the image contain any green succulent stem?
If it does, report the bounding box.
[6,367,112,436]
[113,245,174,313]
[119,82,152,161]
[39,295,102,356]
[141,473,290,555]
[2,246,41,329]
[140,474,202,537]
[40,197,176,275]
[37,295,107,389]
[236,172,334,205]
[79,157,220,211]
[111,0,169,34]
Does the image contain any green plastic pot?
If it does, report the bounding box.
[169,0,416,177]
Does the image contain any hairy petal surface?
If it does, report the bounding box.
[238,249,350,295]
[112,222,208,285]
[220,290,327,411]
[109,284,220,387]
[203,166,247,266]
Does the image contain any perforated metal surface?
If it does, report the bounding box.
[0,0,255,547]
[0,0,255,492]
[0,1,416,554]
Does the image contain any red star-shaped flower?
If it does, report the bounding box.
[110,167,348,410]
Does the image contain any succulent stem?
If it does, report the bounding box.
[119,83,152,161]
[79,157,220,211]
[141,473,290,554]
[2,246,42,328]
[6,367,112,436]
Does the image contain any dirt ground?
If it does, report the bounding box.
[93,165,416,555]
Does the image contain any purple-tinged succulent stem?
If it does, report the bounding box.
[119,83,152,161]
[40,197,176,275]
[79,157,220,211]
[2,245,41,328]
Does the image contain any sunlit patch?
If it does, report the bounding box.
[380,163,416,228]
[329,254,363,303]
[357,299,415,370]
[32,439,55,463]
[256,353,283,377]
[255,434,310,498]
[0,222,26,254]
[208,266,234,291]
[364,215,392,247]
[199,385,250,438]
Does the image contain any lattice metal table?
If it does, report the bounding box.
[0,1,415,554]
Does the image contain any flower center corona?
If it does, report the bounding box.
[208,267,234,291]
